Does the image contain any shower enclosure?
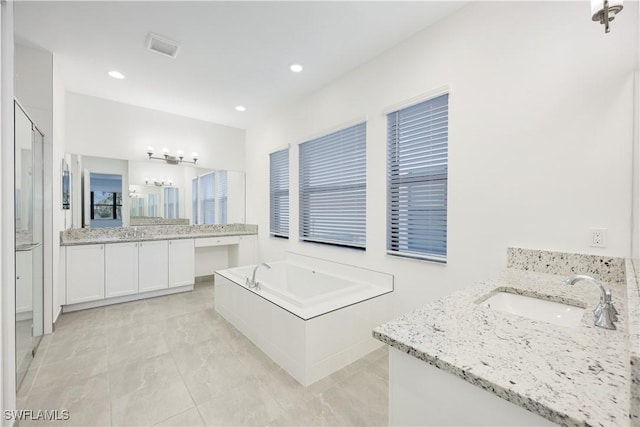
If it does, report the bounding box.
[14,101,44,389]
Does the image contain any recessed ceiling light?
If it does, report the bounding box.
[290,64,303,73]
[235,105,246,112]
[108,70,125,79]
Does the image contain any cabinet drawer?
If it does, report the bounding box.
[195,236,240,247]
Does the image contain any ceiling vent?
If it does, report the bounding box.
[146,33,180,59]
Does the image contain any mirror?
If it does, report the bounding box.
[66,153,246,227]
[61,159,70,210]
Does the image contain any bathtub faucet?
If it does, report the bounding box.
[246,262,271,290]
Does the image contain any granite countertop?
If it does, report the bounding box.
[373,268,630,426]
[60,223,258,246]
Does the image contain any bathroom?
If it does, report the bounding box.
[0,1,638,426]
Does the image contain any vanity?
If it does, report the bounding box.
[374,248,638,426]
[59,151,256,312]
[60,223,257,312]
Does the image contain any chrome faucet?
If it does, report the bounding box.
[562,275,618,330]
[246,262,271,290]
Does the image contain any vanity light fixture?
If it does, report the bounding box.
[143,177,172,187]
[591,0,623,33]
[108,70,126,79]
[146,146,198,165]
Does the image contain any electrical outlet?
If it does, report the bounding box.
[590,228,607,248]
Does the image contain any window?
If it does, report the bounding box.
[387,93,449,262]
[199,172,215,224]
[164,187,180,219]
[299,122,366,248]
[192,178,198,224]
[89,172,123,228]
[217,170,228,225]
[269,148,289,238]
[192,171,228,225]
[91,191,122,220]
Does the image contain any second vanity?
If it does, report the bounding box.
[60,223,257,312]
[374,248,635,426]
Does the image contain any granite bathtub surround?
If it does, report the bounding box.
[507,247,626,285]
[129,217,190,226]
[374,252,632,426]
[627,259,640,426]
[60,223,257,246]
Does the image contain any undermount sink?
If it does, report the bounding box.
[479,291,585,328]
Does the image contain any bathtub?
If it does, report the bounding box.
[214,252,393,386]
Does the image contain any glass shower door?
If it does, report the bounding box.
[14,102,44,390]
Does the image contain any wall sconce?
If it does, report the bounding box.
[591,0,623,33]
[147,146,198,165]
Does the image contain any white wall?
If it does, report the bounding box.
[14,43,52,138]
[245,2,640,316]
[52,59,65,324]
[65,92,245,171]
[0,0,15,420]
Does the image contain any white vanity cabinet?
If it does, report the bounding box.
[168,239,195,288]
[105,242,139,298]
[225,234,256,267]
[63,233,255,311]
[138,240,169,292]
[66,244,105,304]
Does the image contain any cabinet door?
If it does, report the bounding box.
[66,244,105,304]
[16,251,33,314]
[237,235,256,266]
[105,242,139,298]
[168,239,195,288]
[138,240,168,292]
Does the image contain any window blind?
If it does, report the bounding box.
[299,122,366,248]
[191,178,198,224]
[199,172,215,224]
[387,93,448,262]
[164,187,180,219]
[269,148,289,237]
[217,170,228,225]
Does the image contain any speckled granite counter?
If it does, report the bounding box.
[374,249,631,427]
[60,223,257,246]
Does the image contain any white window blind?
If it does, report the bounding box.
[217,170,228,225]
[163,187,180,219]
[299,122,366,248]
[270,148,289,238]
[191,178,198,224]
[199,172,215,224]
[387,93,448,262]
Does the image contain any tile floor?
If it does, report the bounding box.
[16,280,389,426]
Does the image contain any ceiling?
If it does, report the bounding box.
[14,1,466,129]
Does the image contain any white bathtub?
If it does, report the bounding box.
[214,252,393,386]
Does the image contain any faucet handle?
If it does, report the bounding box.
[594,302,617,330]
[603,289,619,321]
